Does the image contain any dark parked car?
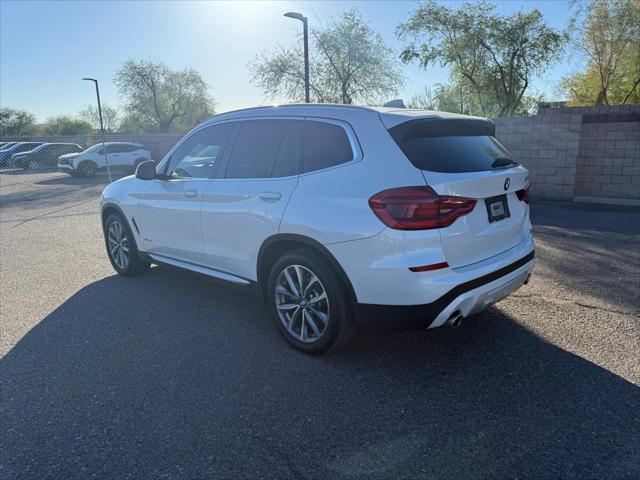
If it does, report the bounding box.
[13,143,82,170]
[0,142,43,166]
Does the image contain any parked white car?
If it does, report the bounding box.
[100,104,535,354]
[58,142,151,177]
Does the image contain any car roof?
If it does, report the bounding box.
[37,143,81,147]
[98,142,144,146]
[202,103,490,128]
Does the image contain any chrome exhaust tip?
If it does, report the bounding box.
[446,311,464,329]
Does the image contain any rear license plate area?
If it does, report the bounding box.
[485,195,510,223]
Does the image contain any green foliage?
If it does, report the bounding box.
[43,116,93,135]
[408,80,539,116]
[115,59,215,133]
[0,107,37,136]
[79,104,121,133]
[397,0,566,116]
[249,8,404,105]
[561,0,640,105]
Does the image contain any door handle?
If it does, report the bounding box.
[259,191,282,202]
[183,189,198,198]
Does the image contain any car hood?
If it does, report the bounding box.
[59,153,80,160]
[11,151,30,158]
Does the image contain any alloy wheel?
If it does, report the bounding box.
[107,220,130,270]
[275,264,330,343]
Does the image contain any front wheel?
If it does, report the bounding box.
[78,161,97,178]
[267,250,357,354]
[104,213,150,276]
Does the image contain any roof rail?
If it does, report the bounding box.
[203,103,379,122]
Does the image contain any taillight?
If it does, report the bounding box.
[368,186,477,230]
[516,186,530,204]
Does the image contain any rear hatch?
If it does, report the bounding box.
[383,112,530,268]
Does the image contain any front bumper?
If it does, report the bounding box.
[354,251,534,329]
[57,163,74,171]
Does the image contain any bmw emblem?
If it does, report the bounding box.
[504,178,510,191]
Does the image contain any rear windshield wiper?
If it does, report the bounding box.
[491,157,517,168]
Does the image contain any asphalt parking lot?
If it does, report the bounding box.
[1,168,639,479]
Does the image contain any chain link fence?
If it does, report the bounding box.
[0,133,183,185]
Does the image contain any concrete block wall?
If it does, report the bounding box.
[494,104,640,204]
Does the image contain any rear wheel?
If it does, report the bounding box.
[26,160,40,171]
[267,250,357,354]
[78,160,97,177]
[104,213,150,276]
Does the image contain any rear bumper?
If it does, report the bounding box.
[355,251,534,329]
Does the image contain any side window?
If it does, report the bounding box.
[167,123,234,179]
[225,119,290,179]
[302,120,354,173]
[116,144,136,153]
[271,120,302,178]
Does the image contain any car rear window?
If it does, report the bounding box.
[388,118,517,173]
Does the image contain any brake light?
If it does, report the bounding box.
[369,186,477,230]
[516,186,530,204]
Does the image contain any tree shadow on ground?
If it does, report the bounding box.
[2,266,638,479]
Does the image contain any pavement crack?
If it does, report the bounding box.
[510,292,639,318]
[10,198,98,228]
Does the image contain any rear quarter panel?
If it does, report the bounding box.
[280,112,426,244]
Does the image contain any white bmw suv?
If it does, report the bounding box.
[100,104,534,354]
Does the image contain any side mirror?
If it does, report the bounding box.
[136,160,156,180]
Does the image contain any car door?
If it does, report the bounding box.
[136,122,236,265]
[105,144,128,169]
[201,118,300,280]
[121,144,140,168]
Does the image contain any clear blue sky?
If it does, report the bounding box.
[1,0,575,122]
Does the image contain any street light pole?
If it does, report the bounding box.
[284,12,310,103]
[82,77,112,182]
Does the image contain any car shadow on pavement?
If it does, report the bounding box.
[1,266,639,479]
[35,175,114,186]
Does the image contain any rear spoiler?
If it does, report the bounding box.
[388,117,495,143]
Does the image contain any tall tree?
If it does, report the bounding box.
[249,8,404,105]
[0,107,37,136]
[397,0,565,116]
[115,60,215,133]
[408,83,483,115]
[79,104,121,133]
[561,0,640,105]
[43,116,93,135]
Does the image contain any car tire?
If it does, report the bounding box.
[25,160,40,171]
[104,213,150,276]
[267,249,357,355]
[78,160,98,178]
